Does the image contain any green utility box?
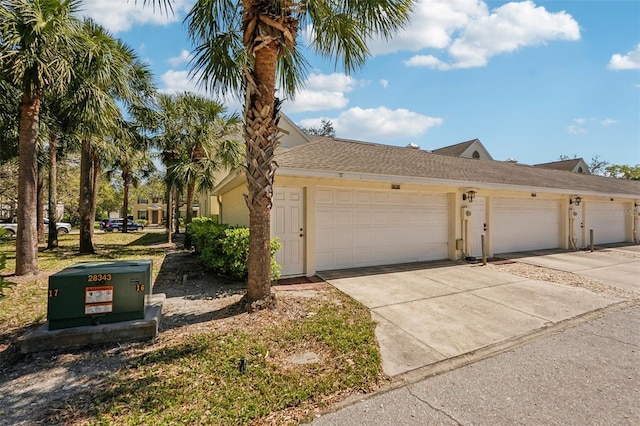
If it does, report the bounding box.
[47,260,152,330]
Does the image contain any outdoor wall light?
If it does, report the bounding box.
[462,190,476,203]
[570,196,582,206]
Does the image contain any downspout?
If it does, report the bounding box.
[633,202,639,244]
[568,208,577,251]
[461,206,470,258]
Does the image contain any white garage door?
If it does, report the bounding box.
[586,202,626,244]
[316,188,449,271]
[493,198,560,253]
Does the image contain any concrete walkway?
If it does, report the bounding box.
[318,246,638,377]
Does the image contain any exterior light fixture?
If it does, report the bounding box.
[570,196,582,206]
[462,190,476,203]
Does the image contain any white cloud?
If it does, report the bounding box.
[159,70,242,112]
[608,43,640,70]
[565,117,620,135]
[379,79,389,89]
[284,73,358,113]
[566,124,588,135]
[305,73,358,92]
[306,107,443,141]
[159,70,200,94]
[391,1,580,70]
[601,118,621,126]
[168,50,193,66]
[79,0,193,33]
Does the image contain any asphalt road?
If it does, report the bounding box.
[310,304,640,425]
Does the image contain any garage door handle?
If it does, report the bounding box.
[300,228,304,237]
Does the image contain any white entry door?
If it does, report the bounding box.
[470,197,486,258]
[271,188,304,276]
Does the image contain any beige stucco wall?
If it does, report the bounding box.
[220,183,250,226]
[217,173,638,276]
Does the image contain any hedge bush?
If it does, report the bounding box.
[188,218,281,282]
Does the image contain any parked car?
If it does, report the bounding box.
[0,219,71,236]
[44,218,72,234]
[100,218,144,232]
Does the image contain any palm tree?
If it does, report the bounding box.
[106,122,155,232]
[0,0,81,275]
[63,20,156,253]
[148,0,415,307]
[154,92,243,243]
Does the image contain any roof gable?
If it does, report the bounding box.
[534,158,591,174]
[432,139,493,160]
[277,114,311,150]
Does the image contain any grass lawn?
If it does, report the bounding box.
[0,231,384,425]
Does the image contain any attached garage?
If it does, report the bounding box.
[316,188,449,271]
[493,197,561,253]
[586,202,626,244]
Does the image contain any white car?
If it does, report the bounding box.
[0,219,72,236]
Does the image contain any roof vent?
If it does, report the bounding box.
[506,157,518,163]
[406,143,420,149]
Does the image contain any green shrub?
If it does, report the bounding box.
[188,218,281,281]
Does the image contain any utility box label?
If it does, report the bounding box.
[85,303,113,315]
[85,286,114,304]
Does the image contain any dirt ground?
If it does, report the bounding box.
[0,249,333,426]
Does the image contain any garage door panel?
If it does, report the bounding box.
[336,230,353,247]
[587,202,626,244]
[373,211,389,225]
[316,189,449,270]
[354,210,372,225]
[336,210,352,225]
[493,198,560,253]
[354,191,371,205]
[354,228,373,246]
[373,192,389,205]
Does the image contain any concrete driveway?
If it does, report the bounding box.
[317,246,639,377]
[497,245,640,293]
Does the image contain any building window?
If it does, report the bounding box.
[578,167,583,173]
[138,211,147,220]
[137,198,148,204]
[472,150,480,159]
[152,197,163,204]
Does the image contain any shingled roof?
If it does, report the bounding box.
[431,139,478,157]
[275,138,640,197]
[534,158,587,172]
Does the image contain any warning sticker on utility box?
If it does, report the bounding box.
[85,303,113,315]
[85,286,114,304]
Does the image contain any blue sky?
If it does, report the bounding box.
[80,0,640,167]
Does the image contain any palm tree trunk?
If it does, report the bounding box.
[122,175,130,233]
[186,182,195,225]
[184,181,195,249]
[174,188,181,235]
[165,185,173,243]
[79,137,94,254]
[90,154,100,239]
[243,36,280,306]
[15,93,40,275]
[47,132,59,249]
[37,163,45,243]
